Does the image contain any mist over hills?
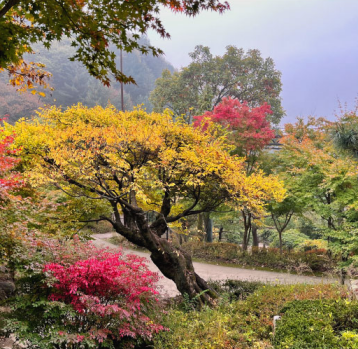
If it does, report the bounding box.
[0,36,174,124]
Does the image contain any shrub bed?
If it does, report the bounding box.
[181,241,335,273]
[274,299,358,348]
[153,283,348,349]
[0,236,165,349]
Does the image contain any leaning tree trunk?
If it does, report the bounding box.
[111,210,217,306]
[150,236,217,304]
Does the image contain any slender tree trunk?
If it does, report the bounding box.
[278,230,283,255]
[204,213,213,243]
[340,254,348,285]
[340,268,347,285]
[198,213,204,231]
[242,210,251,252]
[252,224,259,249]
[218,227,223,242]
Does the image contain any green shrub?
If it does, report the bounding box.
[88,220,114,234]
[207,279,264,301]
[153,283,348,349]
[270,229,309,250]
[274,299,358,349]
[182,241,242,261]
[181,241,333,273]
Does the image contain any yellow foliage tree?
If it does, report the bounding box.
[12,104,285,303]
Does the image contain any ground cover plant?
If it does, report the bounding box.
[152,283,348,349]
[0,236,165,349]
[274,299,358,348]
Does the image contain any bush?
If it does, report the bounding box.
[153,283,348,349]
[207,279,264,301]
[274,299,358,348]
[182,241,242,261]
[1,237,165,349]
[270,229,309,250]
[181,241,333,273]
[299,239,328,252]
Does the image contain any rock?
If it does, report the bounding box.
[0,281,15,300]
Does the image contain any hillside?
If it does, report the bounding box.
[0,36,174,123]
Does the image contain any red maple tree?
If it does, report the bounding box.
[193,97,275,157]
[0,119,21,197]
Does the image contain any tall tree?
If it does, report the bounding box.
[150,45,284,124]
[13,104,285,304]
[280,117,358,281]
[0,0,229,93]
[194,97,276,248]
[333,104,358,157]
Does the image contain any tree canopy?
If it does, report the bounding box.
[150,45,284,124]
[9,104,284,302]
[193,97,274,159]
[0,0,229,92]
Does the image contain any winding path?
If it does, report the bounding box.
[93,233,339,297]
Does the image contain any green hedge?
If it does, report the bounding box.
[153,283,348,349]
[274,299,358,348]
[181,241,334,273]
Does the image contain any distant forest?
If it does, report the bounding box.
[0,36,174,124]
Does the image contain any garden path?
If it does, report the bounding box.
[92,233,339,297]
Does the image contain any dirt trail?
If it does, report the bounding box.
[93,233,339,297]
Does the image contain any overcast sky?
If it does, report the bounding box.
[148,0,358,124]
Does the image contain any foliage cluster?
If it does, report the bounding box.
[1,236,165,349]
[181,241,334,273]
[269,229,321,250]
[193,97,274,160]
[274,299,358,348]
[153,283,348,349]
[207,279,264,302]
[0,36,175,124]
[0,0,229,92]
[150,45,284,124]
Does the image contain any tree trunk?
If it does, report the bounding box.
[340,254,348,285]
[252,224,259,249]
[204,213,213,243]
[150,237,217,304]
[218,227,223,242]
[112,210,217,306]
[340,268,347,285]
[242,210,251,252]
[242,228,249,251]
[197,213,204,235]
[278,230,283,255]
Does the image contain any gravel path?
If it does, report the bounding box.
[93,233,339,297]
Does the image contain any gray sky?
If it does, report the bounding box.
[148,0,358,124]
